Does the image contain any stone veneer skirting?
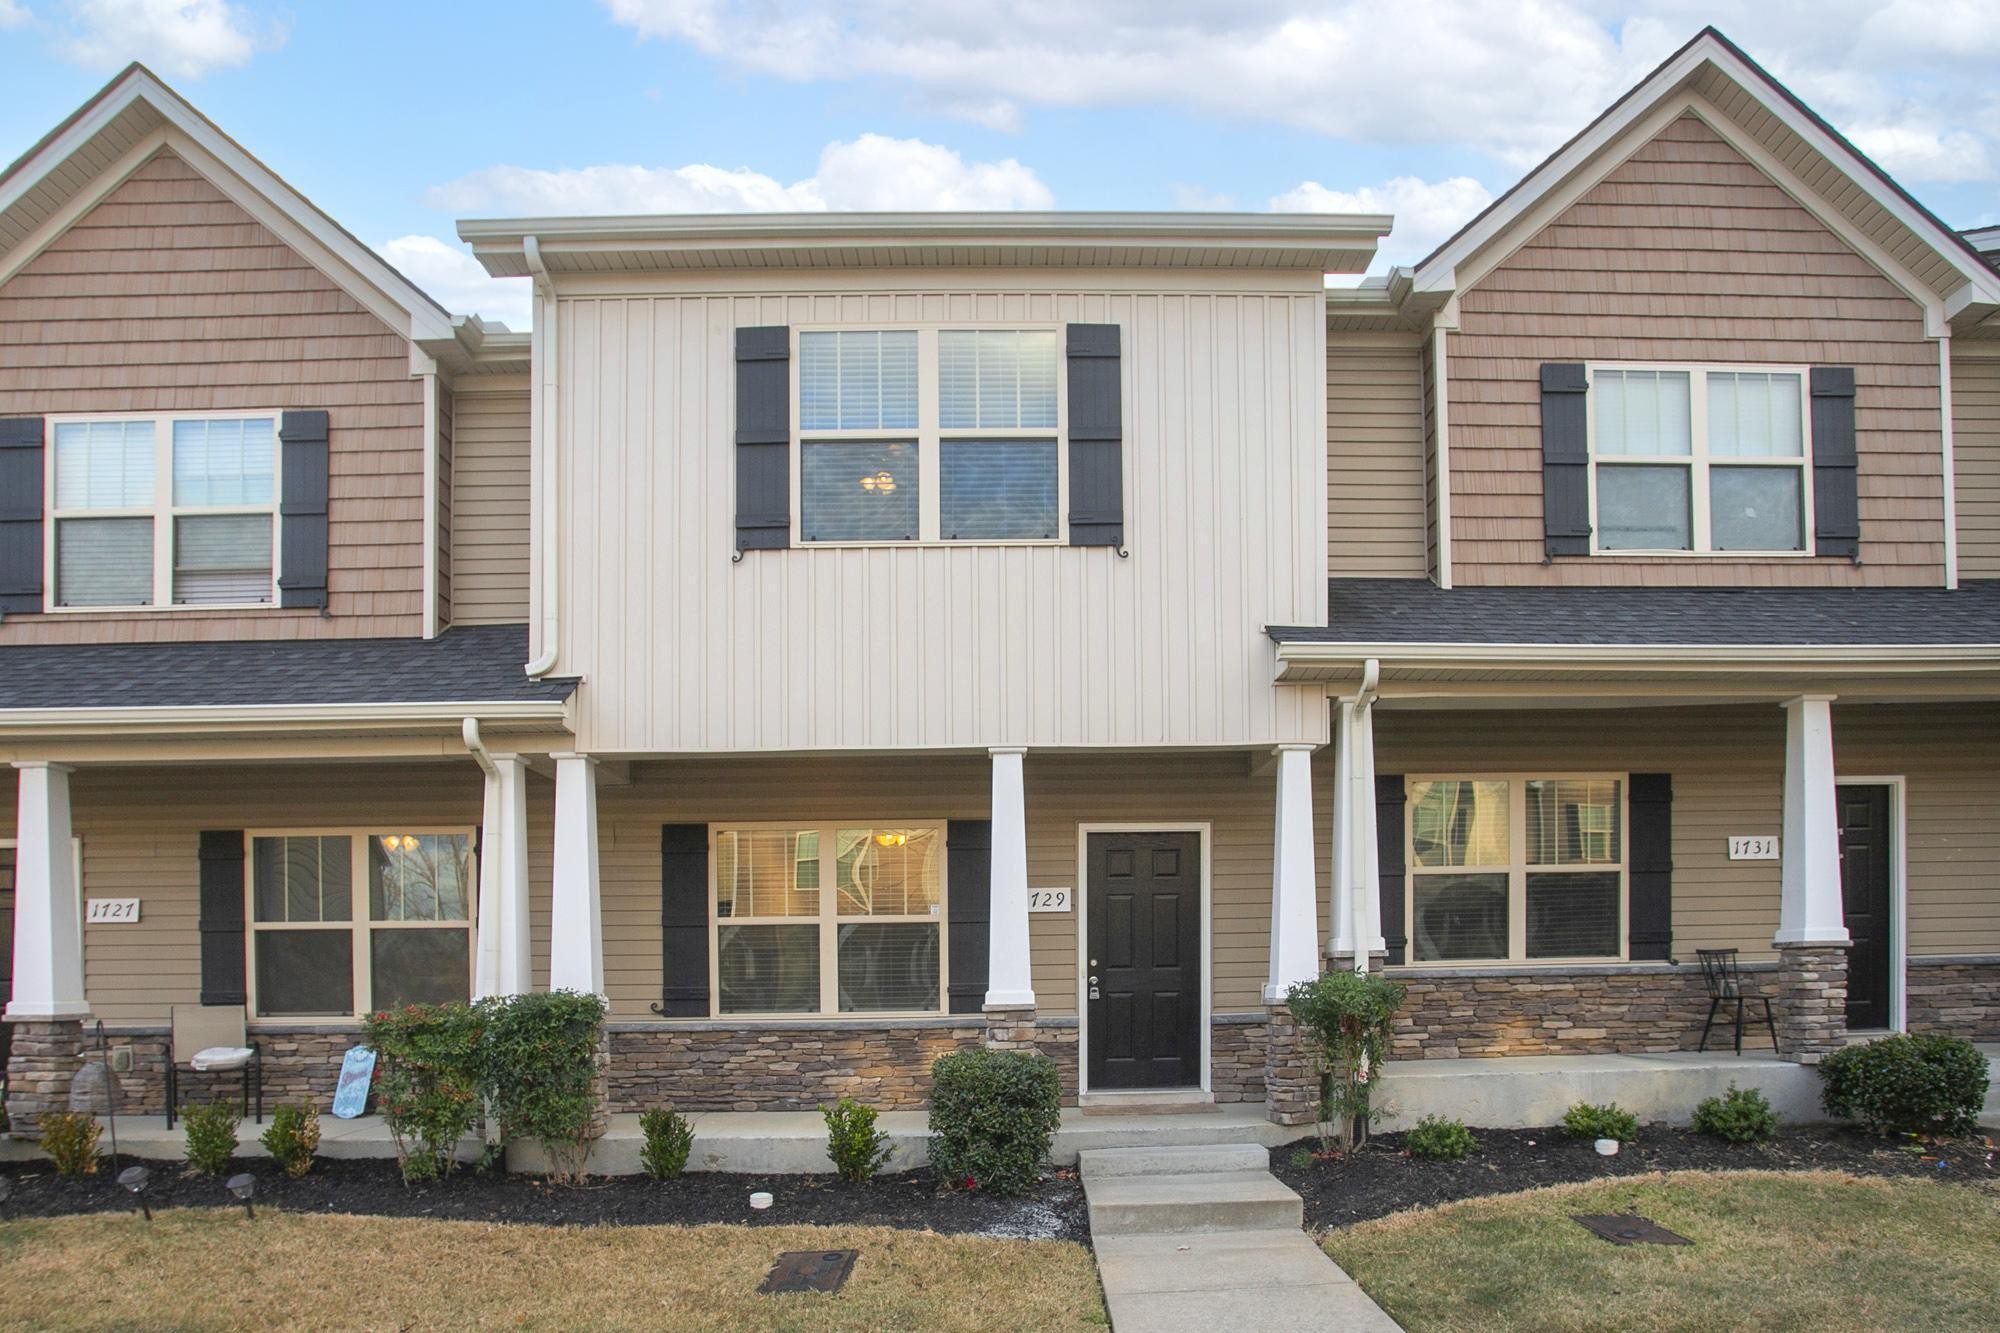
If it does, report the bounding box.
[1904,956,2000,1042]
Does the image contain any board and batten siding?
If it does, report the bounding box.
[0,149,427,642]
[1328,335,1429,577]
[447,382,532,624]
[1448,113,1945,587]
[551,281,1329,753]
[1953,350,2000,578]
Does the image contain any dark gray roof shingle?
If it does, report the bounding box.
[1270,579,2000,647]
[0,624,576,710]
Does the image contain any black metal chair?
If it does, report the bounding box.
[1696,949,1777,1054]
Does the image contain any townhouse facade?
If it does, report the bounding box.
[3,27,1998,1134]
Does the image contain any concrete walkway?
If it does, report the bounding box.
[1080,1144,1400,1332]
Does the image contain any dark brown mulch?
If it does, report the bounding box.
[1273,1122,1999,1231]
[0,1156,1090,1244]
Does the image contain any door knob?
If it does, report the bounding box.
[1090,958,1099,967]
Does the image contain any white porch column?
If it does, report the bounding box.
[549,752,604,997]
[984,747,1035,1009]
[474,755,534,1000]
[1329,700,1383,971]
[1265,744,1321,1002]
[6,762,88,1020]
[1777,696,1850,947]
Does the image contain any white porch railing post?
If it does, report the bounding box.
[550,752,604,997]
[6,762,88,1021]
[1329,701,1382,972]
[475,755,534,1000]
[1265,744,1320,1002]
[984,747,1035,1010]
[1777,696,1849,948]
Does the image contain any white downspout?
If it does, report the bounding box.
[1348,658,1382,975]
[523,235,561,677]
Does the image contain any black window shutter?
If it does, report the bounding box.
[1066,323,1124,548]
[198,830,248,1006]
[1540,364,1590,557]
[655,824,711,1017]
[0,417,45,617]
[736,326,791,553]
[278,410,330,609]
[1376,775,1408,966]
[1810,368,1859,559]
[1627,773,1673,962]
[946,819,991,1014]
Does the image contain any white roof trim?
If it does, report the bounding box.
[0,699,571,732]
[1273,640,2000,678]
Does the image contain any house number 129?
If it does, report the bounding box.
[1028,888,1072,913]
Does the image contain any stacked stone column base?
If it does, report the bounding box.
[982,1004,1038,1052]
[1774,942,1850,1063]
[1262,1003,1317,1126]
[4,1019,86,1137]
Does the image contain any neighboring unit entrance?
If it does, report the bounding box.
[1837,783,1893,1030]
[1085,830,1201,1090]
[1,847,13,1072]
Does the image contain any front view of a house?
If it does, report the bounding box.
[3,28,1998,1139]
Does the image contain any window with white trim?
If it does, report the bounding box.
[48,414,280,609]
[1406,777,1626,964]
[1589,366,1811,554]
[248,832,473,1017]
[796,328,1063,544]
[712,823,944,1015]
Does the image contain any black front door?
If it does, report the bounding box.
[1,847,14,1073]
[1838,784,1893,1030]
[1086,831,1200,1090]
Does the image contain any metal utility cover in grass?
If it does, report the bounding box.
[760,1250,860,1295]
[1572,1214,1693,1246]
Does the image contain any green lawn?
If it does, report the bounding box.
[1324,1170,2000,1333]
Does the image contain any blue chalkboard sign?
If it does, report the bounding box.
[331,1046,376,1119]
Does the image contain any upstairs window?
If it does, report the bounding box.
[1589,366,1810,555]
[796,327,1063,544]
[49,414,278,609]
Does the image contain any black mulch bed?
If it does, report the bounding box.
[1273,1123,1999,1231]
[0,1156,1091,1245]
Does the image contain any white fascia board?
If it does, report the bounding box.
[0,700,571,732]
[1273,640,2000,676]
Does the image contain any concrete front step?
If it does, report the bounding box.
[1085,1169,1305,1237]
[1077,1089,1218,1116]
[1077,1142,1270,1179]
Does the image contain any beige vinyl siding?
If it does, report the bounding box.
[1954,352,2000,578]
[552,280,1329,753]
[0,148,426,642]
[1328,336,1428,576]
[448,385,532,624]
[1449,113,1944,587]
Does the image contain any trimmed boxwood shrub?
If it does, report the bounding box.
[1819,1034,1989,1138]
[1405,1114,1477,1161]
[1562,1101,1638,1142]
[1692,1084,1778,1143]
[182,1101,241,1175]
[928,1049,1061,1195]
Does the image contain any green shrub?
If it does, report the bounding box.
[928,1048,1062,1195]
[1286,970,1407,1149]
[39,1111,100,1176]
[260,1103,321,1178]
[363,1001,486,1182]
[639,1107,696,1181]
[1819,1034,1989,1138]
[182,1101,240,1175]
[475,990,608,1182]
[823,1098,892,1184]
[1562,1102,1639,1142]
[1406,1114,1478,1161]
[1692,1084,1778,1144]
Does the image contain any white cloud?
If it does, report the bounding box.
[0,2,31,30]
[1271,175,1494,271]
[377,235,532,330]
[1847,122,1993,184]
[54,0,278,78]
[432,133,1053,215]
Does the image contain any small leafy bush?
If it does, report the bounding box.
[260,1103,321,1178]
[39,1111,101,1175]
[363,1001,486,1182]
[823,1098,893,1183]
[1406,1114,1478,1160]
[1819,1034,1989,1138]
[1562,1101,1639,1142]
[639,1107,695,1182]
[1692,1084,1778,1144]
[476,990,608,1182]
[1287,970,1408,1150]
[928,1048,1062,1195]
[182,1101,240,1175]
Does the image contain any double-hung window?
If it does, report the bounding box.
[796,328,1063,544]
[1407,777,1626,964]
[248,831,474,1018]
[48,414,279,608]
[712,823,945,1016]
[1589,366,1811,554]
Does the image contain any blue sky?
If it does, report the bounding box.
[2,1,1996,328]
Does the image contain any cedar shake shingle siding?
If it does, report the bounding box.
[1449,113,1944,587]
[0,149,426,641]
